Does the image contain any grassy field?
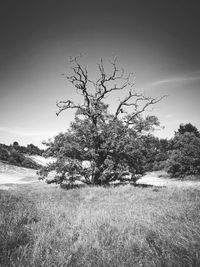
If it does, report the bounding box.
[1,182,200,267]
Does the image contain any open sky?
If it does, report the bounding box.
[0,0,200,148]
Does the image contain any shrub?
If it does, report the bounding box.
[166,132,200,177]
[8,156,18,166]
[0,147,9,161]
[21,158,40,169]
[10,149,25,164]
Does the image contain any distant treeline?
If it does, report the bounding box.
[0,142,44,169]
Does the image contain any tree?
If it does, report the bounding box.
[0,147,9,161]
[166,132,200,177]
[13,141,19,147]
[177,123,200,137]
[139,136,170,172]
[9,149,25,165]
[27,144,43,155]
[38,57,164,185]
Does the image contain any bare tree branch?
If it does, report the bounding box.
[114,90,166,123]
[56,100,83,116]
[125,96,166,124]
[95,59,135,102]
[65,57,92,108]
[57,56,166,129]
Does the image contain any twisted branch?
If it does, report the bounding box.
[57,56,165,127]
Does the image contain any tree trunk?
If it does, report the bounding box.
[92,167,101,185]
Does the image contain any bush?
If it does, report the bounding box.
[166,132,200,177]
[10,149,25,164]
[152,160,167,171]
[0,147,9,161]
[8,156,19,166]
[21,158,40,169]
[27,144,43,155]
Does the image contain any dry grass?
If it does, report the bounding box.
[1,183,200,266]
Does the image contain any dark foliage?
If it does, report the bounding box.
[0,147,9,161]
[0,142,43,169]
[21,158,41,169]
[177,123,200,137]
[166,131,200,177]
[143,123,200,178]
[27,144,44,155]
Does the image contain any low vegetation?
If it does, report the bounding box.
[1,184,200,266]
[0,142,43,169]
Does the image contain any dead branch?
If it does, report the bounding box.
[57,57,166,126]
[66,57,92,108]
[56,100,84,116]
[126,96,166,124]
[114,90,166,123]
[95,58,134,101]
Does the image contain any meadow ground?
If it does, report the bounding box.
[1,177,200,267]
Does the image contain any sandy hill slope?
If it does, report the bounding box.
[0,154,57,189]
[25,155,56,166]
[0,161,38,185]
[138,171,200,188]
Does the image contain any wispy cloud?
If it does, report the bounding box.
[145,71,200,89]
[165,114,174,119]
[0,127,58,137]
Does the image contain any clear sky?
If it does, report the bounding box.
[0,0,200,148]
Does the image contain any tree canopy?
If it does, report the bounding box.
[177,123,200,137]
[166,124,200,177]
